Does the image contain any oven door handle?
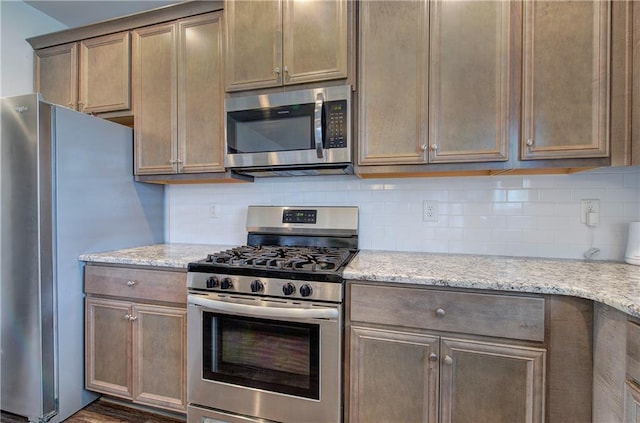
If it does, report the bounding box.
[188,294,338,320]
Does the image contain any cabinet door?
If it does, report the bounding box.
[132,23,178,175]
[358,1,429,165]
[85,298,132,399]
[79,32,131,114]
[34,43,78,110]
[225,0,282,91]
[177,12,225,173]
[626,382,640,423]
[522,1,610,160]
[282,0,348,85]
[349,326,439,423]
[133,304,187,412]
[428,1,510,163]
[440,338,545,423]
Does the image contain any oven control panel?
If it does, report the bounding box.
[187,272,343,303]
[282,209,317,224]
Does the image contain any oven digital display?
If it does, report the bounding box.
[282,209,317,224]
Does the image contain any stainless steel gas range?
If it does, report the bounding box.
[186,206,358,423]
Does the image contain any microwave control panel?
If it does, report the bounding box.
[325,100,348,149]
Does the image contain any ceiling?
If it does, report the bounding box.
[25,0,182,28]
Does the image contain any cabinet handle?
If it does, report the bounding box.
[436,308,446,318]
[443,355,453,365]
[421,144,428,151]
[274,67,281,75]
[430,144,438,151]
[125,314,138,321]
[126,280,136,287]
[283,65,289,81]
[429,353,438,362]
[125,314,131,320]
[526,139,534,147]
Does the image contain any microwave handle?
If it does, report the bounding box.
[188,294,338,320]
[314,92,324,159]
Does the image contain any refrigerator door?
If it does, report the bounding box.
[1,94,57,420]
[52,105,163,422]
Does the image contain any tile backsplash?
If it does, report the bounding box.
[167,166,640,261]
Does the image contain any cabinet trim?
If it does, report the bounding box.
[27,1,223,50]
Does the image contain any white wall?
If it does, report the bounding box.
[167,167,640,261]
[0,0,67,97]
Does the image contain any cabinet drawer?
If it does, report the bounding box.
[349,284,545,342]
[85,265,186,304]
[629,321,640,384]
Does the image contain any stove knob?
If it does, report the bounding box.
[282,282,296,296]
[206,276,220,288]
[220,278,233,290]
[250,280,264,293]
[299,284,313,297]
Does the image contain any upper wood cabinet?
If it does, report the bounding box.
[521,1,610,160]
[225,0,349,91]
[358,0,512,167]
[35,32,131,114]
[34,42,78,110]
[132,12,225,175]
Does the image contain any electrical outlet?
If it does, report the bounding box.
[209,203,219,219]
[423,201,438,222]
[580,199,600,224]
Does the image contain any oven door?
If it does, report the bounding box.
[187,292,342,423]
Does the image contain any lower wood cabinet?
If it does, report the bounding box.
[84,265,187,413]
[349,326,545,423]
[345,281,593,423]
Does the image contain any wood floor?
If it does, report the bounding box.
[0,399,185,423]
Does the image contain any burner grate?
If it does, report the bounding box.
[204,246,354,274]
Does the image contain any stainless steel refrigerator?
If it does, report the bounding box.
[1,94,164,422]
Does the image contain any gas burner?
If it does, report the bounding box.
[204,245,355,274]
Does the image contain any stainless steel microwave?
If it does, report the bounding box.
[225,85,352,177]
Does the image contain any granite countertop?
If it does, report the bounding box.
[79,243,233,268]
[79,243,640,318]
[345,250,640,319]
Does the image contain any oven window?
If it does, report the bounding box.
[227,104,315,154]
[202,312,320,400]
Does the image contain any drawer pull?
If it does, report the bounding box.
[436,308,446,318]
[429,353,438,362]
[443,355,453,366]
[126,280,136,287]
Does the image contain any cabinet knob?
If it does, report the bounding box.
[430,144,438,151]
[126,280,136,287]
[274,67,281,75]
[443,355,453,365]
[421,144,428,151]
[436,308,446,318]
[429,353,438,362]
[125,314,138,321]
[526,139,534,147]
